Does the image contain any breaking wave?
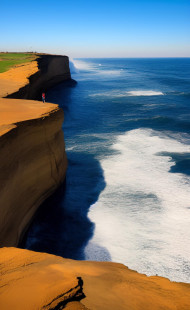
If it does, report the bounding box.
[89,90,164,98]
[127,90,164,96]
[86,128,190,283]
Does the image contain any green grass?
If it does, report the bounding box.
[0,53,36,73]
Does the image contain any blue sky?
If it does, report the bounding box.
[1,0,190,57]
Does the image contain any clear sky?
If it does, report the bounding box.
[1,0,190,57]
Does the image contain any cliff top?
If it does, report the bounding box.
[0,53,70,99]
[0,53,37,74]
[0,98,59,135]
[0,58,38,98]
[1,247,190,310]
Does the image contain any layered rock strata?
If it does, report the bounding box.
[0,247,190,310]
[0,98,67,246]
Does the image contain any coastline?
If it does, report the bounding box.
[0,54,70,246]
[1,54,71,100]
[0,54,190,309]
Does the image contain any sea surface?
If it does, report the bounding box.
[23,58,190,283]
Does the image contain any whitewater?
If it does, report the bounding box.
[86,128,190,282]
[24,58,190,283]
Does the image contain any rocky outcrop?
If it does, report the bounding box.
[0,98,67,246]
[6,54,71,100]
[1,247,190,310]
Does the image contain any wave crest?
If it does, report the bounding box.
[89,90,164,98]
[127,90,164,96]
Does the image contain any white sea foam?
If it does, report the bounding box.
[89,90,164,98]
[66,146,76,151]
[70,59,124,78]
[69,59,79,74]
[86,129,190,282]
[89,90,123,97]
[127,90,164,96]
[97,69,123,76]
[70,59,95,72]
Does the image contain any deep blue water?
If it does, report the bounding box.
[23,58,190,283]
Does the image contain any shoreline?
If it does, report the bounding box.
[0,54,190,309]
[3,54,71,100]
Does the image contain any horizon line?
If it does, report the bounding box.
[1,51,190,59]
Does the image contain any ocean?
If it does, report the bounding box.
[23,58,190,283]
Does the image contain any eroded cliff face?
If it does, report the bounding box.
[6,54,71,100]
[0,54,69,246]
[1,247,190,310]
[0,99,67,246]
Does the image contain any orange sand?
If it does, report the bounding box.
[0,60,38,97]
[0,98,58,135]
[0,248,190,310]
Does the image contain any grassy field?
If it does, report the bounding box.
[0,53,36,73]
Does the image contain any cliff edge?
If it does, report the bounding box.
[0,98,67,246]
[6,54,71,100]
[0,58,38,98]
[1,247,190,310]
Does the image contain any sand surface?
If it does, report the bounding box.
[0,98,58,135]
[0,248,190,310]
[0,60,38,97]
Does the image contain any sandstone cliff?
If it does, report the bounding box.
[6,54,71,100]
[0,98,67,246]
[0,247,190,310]
[1,55,189,310]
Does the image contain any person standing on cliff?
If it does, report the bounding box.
[42,92,45,103]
